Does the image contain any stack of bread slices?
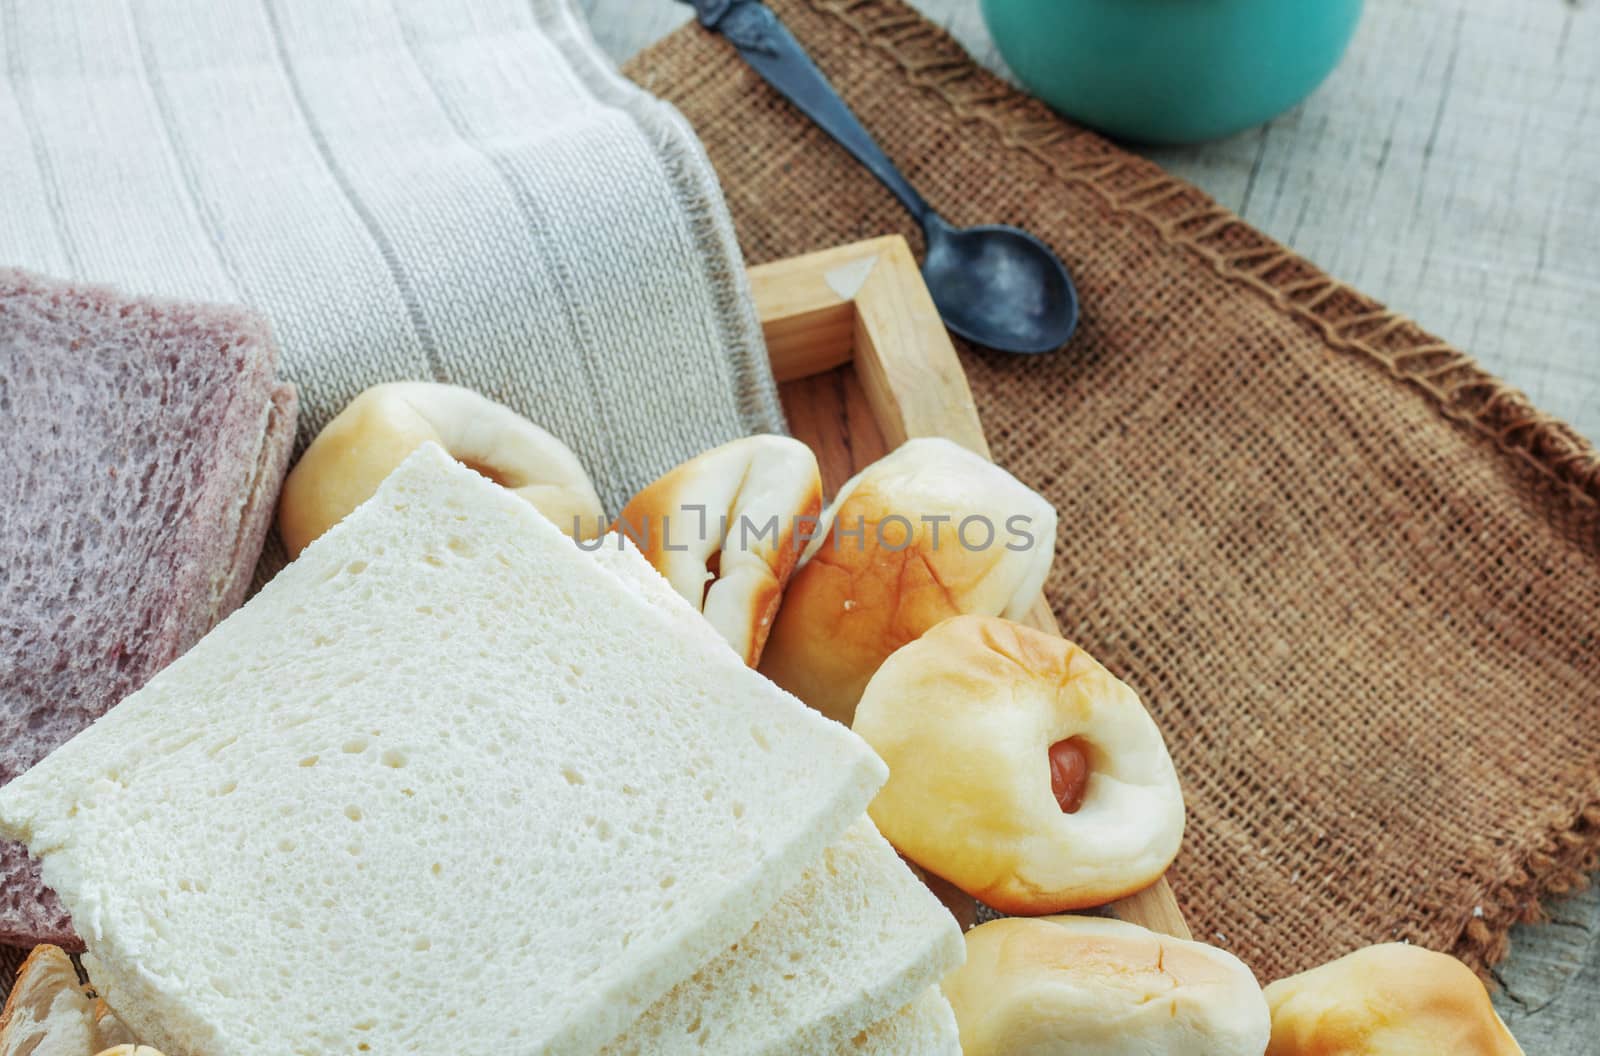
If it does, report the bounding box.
[0,444,964,1056]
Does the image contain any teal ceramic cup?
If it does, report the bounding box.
[980,0,1364,144]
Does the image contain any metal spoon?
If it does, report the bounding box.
[680,0,1079,354]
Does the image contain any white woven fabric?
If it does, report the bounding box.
[0,0,783,513]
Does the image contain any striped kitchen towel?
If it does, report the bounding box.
[0,0,782,514]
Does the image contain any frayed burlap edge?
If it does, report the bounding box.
[666,0,1600,975]
[1468,777,1600,974]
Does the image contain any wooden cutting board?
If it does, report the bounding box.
[753,235,1191,940]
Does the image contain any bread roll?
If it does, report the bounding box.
[854,615,1184,913]
[759,437,1056,725]
[1264,943,1523,1055]
[92,1048,165,1056]
[943,916,1270,1055]
[614,435,821,665]
[0,944,135,1056]
[277,381,603,556]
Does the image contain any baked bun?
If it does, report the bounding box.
[943,916,1270,1055]
[853,615,1184,913]
[759,437,1056,724]
[614,435,821,665]
[1264,943,1523,1055]
[277,382,603,557]
[0,943,136,1055]
[93,1049,166,1056]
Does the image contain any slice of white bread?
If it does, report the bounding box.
[590,530,964,1055]
[839,988,961,1056]
[597,816,961,1056]
[0,443,886,1056]
[0,945,134,1056]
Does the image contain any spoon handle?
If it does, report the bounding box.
[683,0,933,225]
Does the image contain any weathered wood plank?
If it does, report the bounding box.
[1490,882,1600,1055]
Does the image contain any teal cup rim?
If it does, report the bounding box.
[979,0,1366,145]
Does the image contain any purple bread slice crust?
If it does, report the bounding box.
[0,269,298,950]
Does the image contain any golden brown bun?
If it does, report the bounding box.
[1264,943,1523,1055]
[277,382,603,557]
[92,1048,166,1056]
[853,615,1184,913]
[943,916,1270,1055]
[614,435,821,665]
[758,437,1056,725]
[0,944,136,1056]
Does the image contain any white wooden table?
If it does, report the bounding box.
[581,1,1600,1051]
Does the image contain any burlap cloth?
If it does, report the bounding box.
[626,0,1600,981]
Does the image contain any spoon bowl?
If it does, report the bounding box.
[921,216,1080,355]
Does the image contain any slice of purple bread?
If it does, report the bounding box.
[0,269,297,950]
